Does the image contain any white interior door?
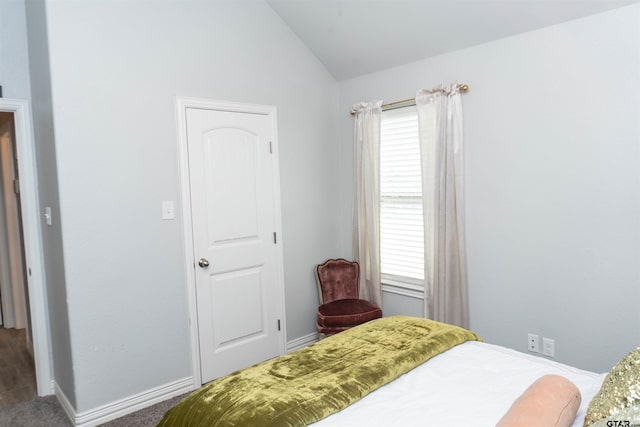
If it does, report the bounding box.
[185,105,284,383]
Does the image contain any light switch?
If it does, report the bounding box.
[44,206,52,226]
[162,200,175,220]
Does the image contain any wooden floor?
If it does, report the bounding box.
[0,328,37,410]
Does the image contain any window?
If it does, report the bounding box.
[380,106,424,285]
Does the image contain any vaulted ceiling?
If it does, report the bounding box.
[266,0,640,80]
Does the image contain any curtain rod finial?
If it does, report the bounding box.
[459,84,469,92]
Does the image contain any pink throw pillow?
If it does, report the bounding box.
[496,374,581,427]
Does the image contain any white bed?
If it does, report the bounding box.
[314,341,605,427]
[160,317,627,427]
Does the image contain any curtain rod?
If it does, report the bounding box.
[351,84,469,115]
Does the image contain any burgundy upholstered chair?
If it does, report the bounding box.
[315,259,382,337]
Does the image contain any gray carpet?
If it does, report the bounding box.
[0,328,38,410]
[0,392,188,427]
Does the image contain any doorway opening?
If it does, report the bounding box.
[0,99,52,400]
[0,111,36,408]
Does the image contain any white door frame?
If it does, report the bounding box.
[175,97,287,387]
[0,98,53,395]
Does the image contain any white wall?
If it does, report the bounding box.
[42,0,340,413]
[24,0,75,405]
[0,0,31,100]
[338,4,640,373]
[3,0,72,402]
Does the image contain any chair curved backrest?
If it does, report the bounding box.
[315,259,359,304]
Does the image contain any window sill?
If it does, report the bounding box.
[381,278,424,300]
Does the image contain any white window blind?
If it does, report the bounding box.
[380,105,424,283]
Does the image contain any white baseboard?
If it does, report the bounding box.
[52,333,318,426]
[54,382,76,425]
[47,379,56,395]
[55,377,194,427]
[287,331,319,352]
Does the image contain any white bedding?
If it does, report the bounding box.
[313,341,605,427]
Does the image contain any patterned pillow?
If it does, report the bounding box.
[583,348,640,427]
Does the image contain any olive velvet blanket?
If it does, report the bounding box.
[157,316,480,426]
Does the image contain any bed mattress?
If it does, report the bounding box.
[313,340,605,426]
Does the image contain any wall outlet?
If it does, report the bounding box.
[543,338,555,357]
[162,200,175,220]
[528,333,540,353]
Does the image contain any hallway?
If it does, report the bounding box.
[0,328,36,409]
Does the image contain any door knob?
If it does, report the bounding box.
[198,258,210,268]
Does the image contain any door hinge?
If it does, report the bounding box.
[273,232,277,244]
[269,141,273,154]
[13,179,19,195]
[277,319,281,331]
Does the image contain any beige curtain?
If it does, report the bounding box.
[351,100,383,307]
[416,85,468,328]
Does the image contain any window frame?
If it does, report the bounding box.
[379,103,424,291]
